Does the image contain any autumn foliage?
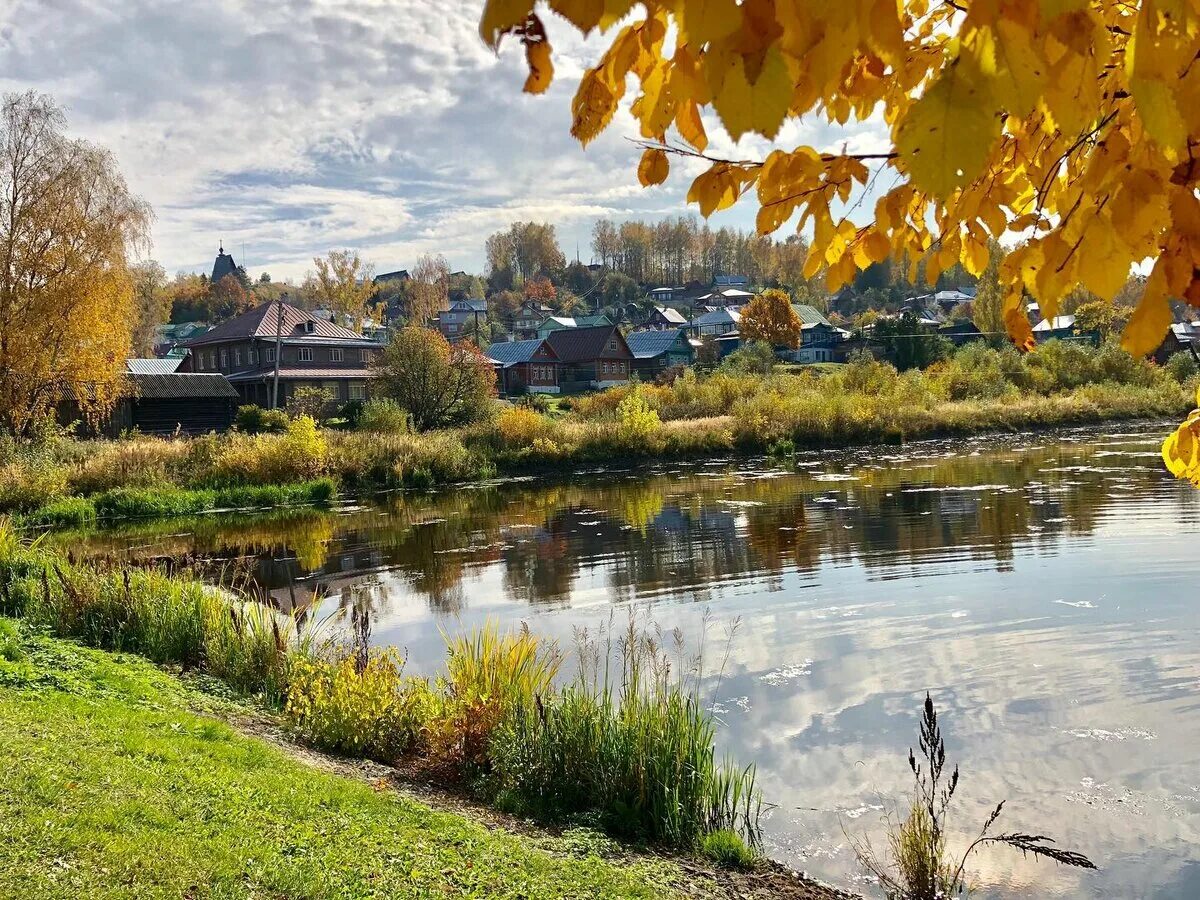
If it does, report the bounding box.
[0,93,151,436]
[738,289,803,349]
[482,1,1200,348]
[482,0,1200,480]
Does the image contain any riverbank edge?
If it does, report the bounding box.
[13,391,1187,531]
[0,622,853,900]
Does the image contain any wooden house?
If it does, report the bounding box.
[542,325,634,391]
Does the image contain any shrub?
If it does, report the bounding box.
[700,829,757,869]
[1164,351,1199,383]
[616,389,662,443]
[286,649,436,761]
[356,398,411,434]
[720,340,776,375]
[495,406,558,451]
[235,405,290,434]
[210,416,328,485]
[375,327,496,431]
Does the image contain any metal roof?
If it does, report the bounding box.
[183,301,372,347]
[543,325,631,363]
[627,328,687,359]
[791,304,831,326]
[1033,315,1077,332]
[127,373,238,399]
[692,309,742,326]
[653,306,688,324]
[485,339,550,367]
[126,358,183,375]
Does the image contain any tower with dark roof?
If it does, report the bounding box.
[211,245,238,284]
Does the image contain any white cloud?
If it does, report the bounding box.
[0,0,889,280]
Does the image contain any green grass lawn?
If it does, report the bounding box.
[0,621,696,899]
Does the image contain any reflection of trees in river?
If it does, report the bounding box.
[66,436,1177,613]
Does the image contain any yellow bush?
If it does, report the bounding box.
[211,416,328,485]
[286,649,436,761]
[617,388,662,442]
[495,406,557,450]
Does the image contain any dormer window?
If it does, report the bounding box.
[305,320,316,333]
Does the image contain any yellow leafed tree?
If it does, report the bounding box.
[307,249,379,327]
[739,288,803,349]
[0,92,151,437]
[479,0,1200,482]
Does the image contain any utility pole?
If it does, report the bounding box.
[272,292,285,409]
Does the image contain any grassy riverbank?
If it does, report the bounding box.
[1,342,1193,526]
[0,525,760,856]
[0,621,758,900]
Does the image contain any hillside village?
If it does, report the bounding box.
[122,232,1200,437]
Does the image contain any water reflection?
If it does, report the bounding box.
[61,425,1200,898]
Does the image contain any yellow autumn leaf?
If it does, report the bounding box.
[524,40,554,94]
[1077,217,1132,300]
[713,46,792,141]
[480,0,535,47]
[962,233,989,277]
[571,68,618,145]
[675,99,708,152]
[637,148,669,186]
[678,0,742,46]
[973,20,1046,118]
[1121,262,1173,357]
[1130,76,1187,154]
[895,56,1000,199]
[687,163,749,217]
[863,229,892,264]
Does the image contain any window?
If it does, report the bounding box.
[233,348,241,367]
[249,348,258,365]
[298,347,314,363]
[603,362,610,375]
[265,347,276,363]
[219,349,228,369]
[609,339,617,351]
[322,380,340,399]
[359,349,370,363]
[330,348,344,362]
[349,382,367,401]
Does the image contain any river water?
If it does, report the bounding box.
[65,424,1200,898]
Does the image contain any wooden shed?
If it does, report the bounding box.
[108,373,239,435]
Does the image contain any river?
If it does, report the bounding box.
[63,423,1200,898]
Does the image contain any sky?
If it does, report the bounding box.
[0,0,888,282]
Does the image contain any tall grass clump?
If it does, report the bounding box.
[429,623,562,775]
[488,619,761,848]
[853,694,1095,899]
